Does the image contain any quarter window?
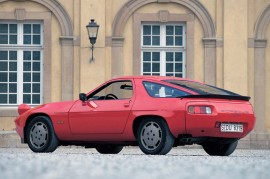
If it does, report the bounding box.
[141,24,186,77]
[0,22,43,105]
[143,81,190,98]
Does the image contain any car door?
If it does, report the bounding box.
[68,80,134,134]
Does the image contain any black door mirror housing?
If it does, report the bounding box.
[79,93,87,101]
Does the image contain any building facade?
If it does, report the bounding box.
[0,0,270,148]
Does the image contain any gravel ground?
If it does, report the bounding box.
[0,147,270,179]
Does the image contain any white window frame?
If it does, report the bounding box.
[141,23,186,77]
[0,21,43,106]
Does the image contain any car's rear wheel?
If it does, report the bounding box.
[202,140,238,156]
[137,118,174,155]
[96,145,123,154]
[26,116,59,153]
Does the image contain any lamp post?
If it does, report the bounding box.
[86,19,99,62]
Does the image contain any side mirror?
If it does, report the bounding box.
[79,93,87,102]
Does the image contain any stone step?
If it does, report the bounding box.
[0,131,27,148]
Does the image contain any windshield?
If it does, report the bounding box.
[164,80,239,95]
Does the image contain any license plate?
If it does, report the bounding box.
[220,123,243,133]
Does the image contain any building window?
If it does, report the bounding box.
[0,22,43,105]
[141,24,186,77]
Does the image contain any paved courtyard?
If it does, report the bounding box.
[0,147,269,179]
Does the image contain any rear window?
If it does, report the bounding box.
[164,80,239,95]
[143,81,190,98]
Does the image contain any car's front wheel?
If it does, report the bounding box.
[96,145,123,154]
[26,116,59,153]
[202,140,238,156]
[137,118,174,155]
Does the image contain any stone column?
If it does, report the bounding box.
[60,36,74,101]
[202,38,217,86]
[251,39,268,149]
[111,37,124,78]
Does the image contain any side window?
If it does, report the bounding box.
[89,81,133,100]
[143,81,189,98]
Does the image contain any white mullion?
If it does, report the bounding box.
[17,50,23,104]
[160,51,166,76]
[40,50,44,104]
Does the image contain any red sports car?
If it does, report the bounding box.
[15,76,255,156]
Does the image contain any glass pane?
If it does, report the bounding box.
[175,52,182,62]
[143,63,151,72]
[166,36,173,46]
[152,63,160,72]
[175,36,182,46]
[152,36,160,46]
[9,51,17,60]
[9,83,17,93]
[23,35,31,44]
[0,35,8,44]
[175,63,183,72]
[152,73,160,76]
[166,52,173,62]
[23,73,31,82]
[143,25,151,35]
[33,62,40,71]
[143,52,151,61]
[166,73,174,76]
[23,24,31,33]
[0,24,8,33]
[143,36,151,45]
[0,73,7,82]
[143,73,151,76]
[23,51,31,60]
[0,94,7,104]
[9,35,17,44]
[33,24,40,34]
[33,73,40,82]
[152,52,160,62]
[0,62,8,71]
[32,94,40,104]
[33,51,40,60]
[166,26,174,35]
[23,83,31,93]
[0,51,8,60]
[23,94,31,104]
[9,73,17,82]
[152,26,160,35]
[175,73,182,78]
[32,84,40,93]
[0,84,7,93]
[9,24,17,33]
[9,94,17,104]
[175,26,183,35]
[33,35,40,44]
[166,63,173,72]
[9,62,17,71]
[23,62,31,71]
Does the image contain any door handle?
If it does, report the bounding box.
[124,100,131,107]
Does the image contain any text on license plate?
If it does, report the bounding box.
[220,123,243,133]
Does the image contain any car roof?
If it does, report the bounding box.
[113,76,199,83]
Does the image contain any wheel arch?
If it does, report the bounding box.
[23,113,52,143]
[132,115,170,139]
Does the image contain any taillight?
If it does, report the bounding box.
[188,106,212,114]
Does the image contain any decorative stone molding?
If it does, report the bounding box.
[112,0,216,38]
[14,8,26,20]
[254,39,267,48]
[112,37,125,47]
[255,5,270,39]
[159,10,169,22]
[60,36,75,46]
[202,38,217,48]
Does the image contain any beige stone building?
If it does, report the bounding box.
[0,0,270,148]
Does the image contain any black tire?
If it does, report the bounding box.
[26,116,59,153]
[96,145,123,154]
[137,118,175,155]
[202,140,238,156]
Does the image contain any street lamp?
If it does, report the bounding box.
[86,19,99,62]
